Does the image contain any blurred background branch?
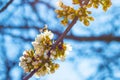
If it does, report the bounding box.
[0,0,13,13]
[0,26,120,42]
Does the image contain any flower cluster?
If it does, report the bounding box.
[19,26,72,77]
[87,0,112,11]
[55,1,94,26]
[72,0,112,11]
[76,7,94,26]
[19,50,34,72]
[55,0,112,26]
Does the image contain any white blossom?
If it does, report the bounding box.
[24,67,29,72]
[27,57,32,63]
[35,34,43,42]
[32,61,38,66]
[32,42,39,48]
[50,55,54,59]
[52,50,56,55]
[39,60,42,63]
[66,44,72,51]
[65,44,72,55]
[35,47,44,55]
[46,50,49,53]
[19,61,27,67]
[19,56,25,61]
[40,70,46,76]
[19,63,22,66]
[45,63,49,67]
[44,30,54,39]
[44,55,48,59]
[23,51,27,55]
[56,0,63,7]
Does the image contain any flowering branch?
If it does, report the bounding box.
[23,16,78,80]
[20,0,112,80]
[22,0,91,79]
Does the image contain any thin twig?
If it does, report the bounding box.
[79,0,90,7]
[84,0,90,5]
[23,66,42,80]
[23,16,78,80]
[0,0,13,13]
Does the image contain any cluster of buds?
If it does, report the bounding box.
[19,50,34,72]
[72,0,112,11]
[19,25,72,77]
[87,0,112,11]
[76,7,94,26]
[55,0,112,26]
[55,1,75,26]
[55,1,94,26]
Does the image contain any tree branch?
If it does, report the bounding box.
[23,66,42,80]
[0,0,13,13]
[48,16,78,57]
